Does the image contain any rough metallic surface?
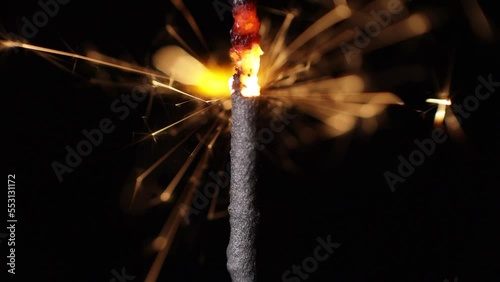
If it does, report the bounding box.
[228,0,260,280]
[227,83,259,282]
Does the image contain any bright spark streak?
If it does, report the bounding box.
[159,117,225,203]
[1,40,214,103]
[426,98,451,105]
[2,41,167,78]
[286,5,352,54]
[170,0,209,52]
[151,80,214,103]
[270,5,352,74]
[150,105,215,137]
[145,132,215,282]
[131,130,196,211]
[427,98,450,126]
[165,25,200,60]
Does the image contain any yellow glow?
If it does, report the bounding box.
[230,43,264,97]
[195,67,233,97]
[153,45,231,98]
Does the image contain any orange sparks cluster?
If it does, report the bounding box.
[229,0,263,97]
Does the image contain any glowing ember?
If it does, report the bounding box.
[229,0,263,97]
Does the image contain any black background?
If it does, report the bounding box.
[2,0,499,281]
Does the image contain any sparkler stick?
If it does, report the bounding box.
[227,0,262,281]
[228,89,259,281]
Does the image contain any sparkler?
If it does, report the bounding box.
[4,0,492,280]
[227,0,262,281]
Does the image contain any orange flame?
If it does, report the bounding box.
[230,1,263,97]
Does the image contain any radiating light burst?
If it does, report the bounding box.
[6,0,487,280]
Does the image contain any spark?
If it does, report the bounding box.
[2,41,167,79]
[426,98,451,127]
[426,98,452,106]
[0,40,214,104]
[150,105,216,137]
[425,59,466,140]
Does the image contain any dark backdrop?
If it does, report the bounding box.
[2,0,499,281]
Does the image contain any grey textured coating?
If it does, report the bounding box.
[226,89,259,282]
